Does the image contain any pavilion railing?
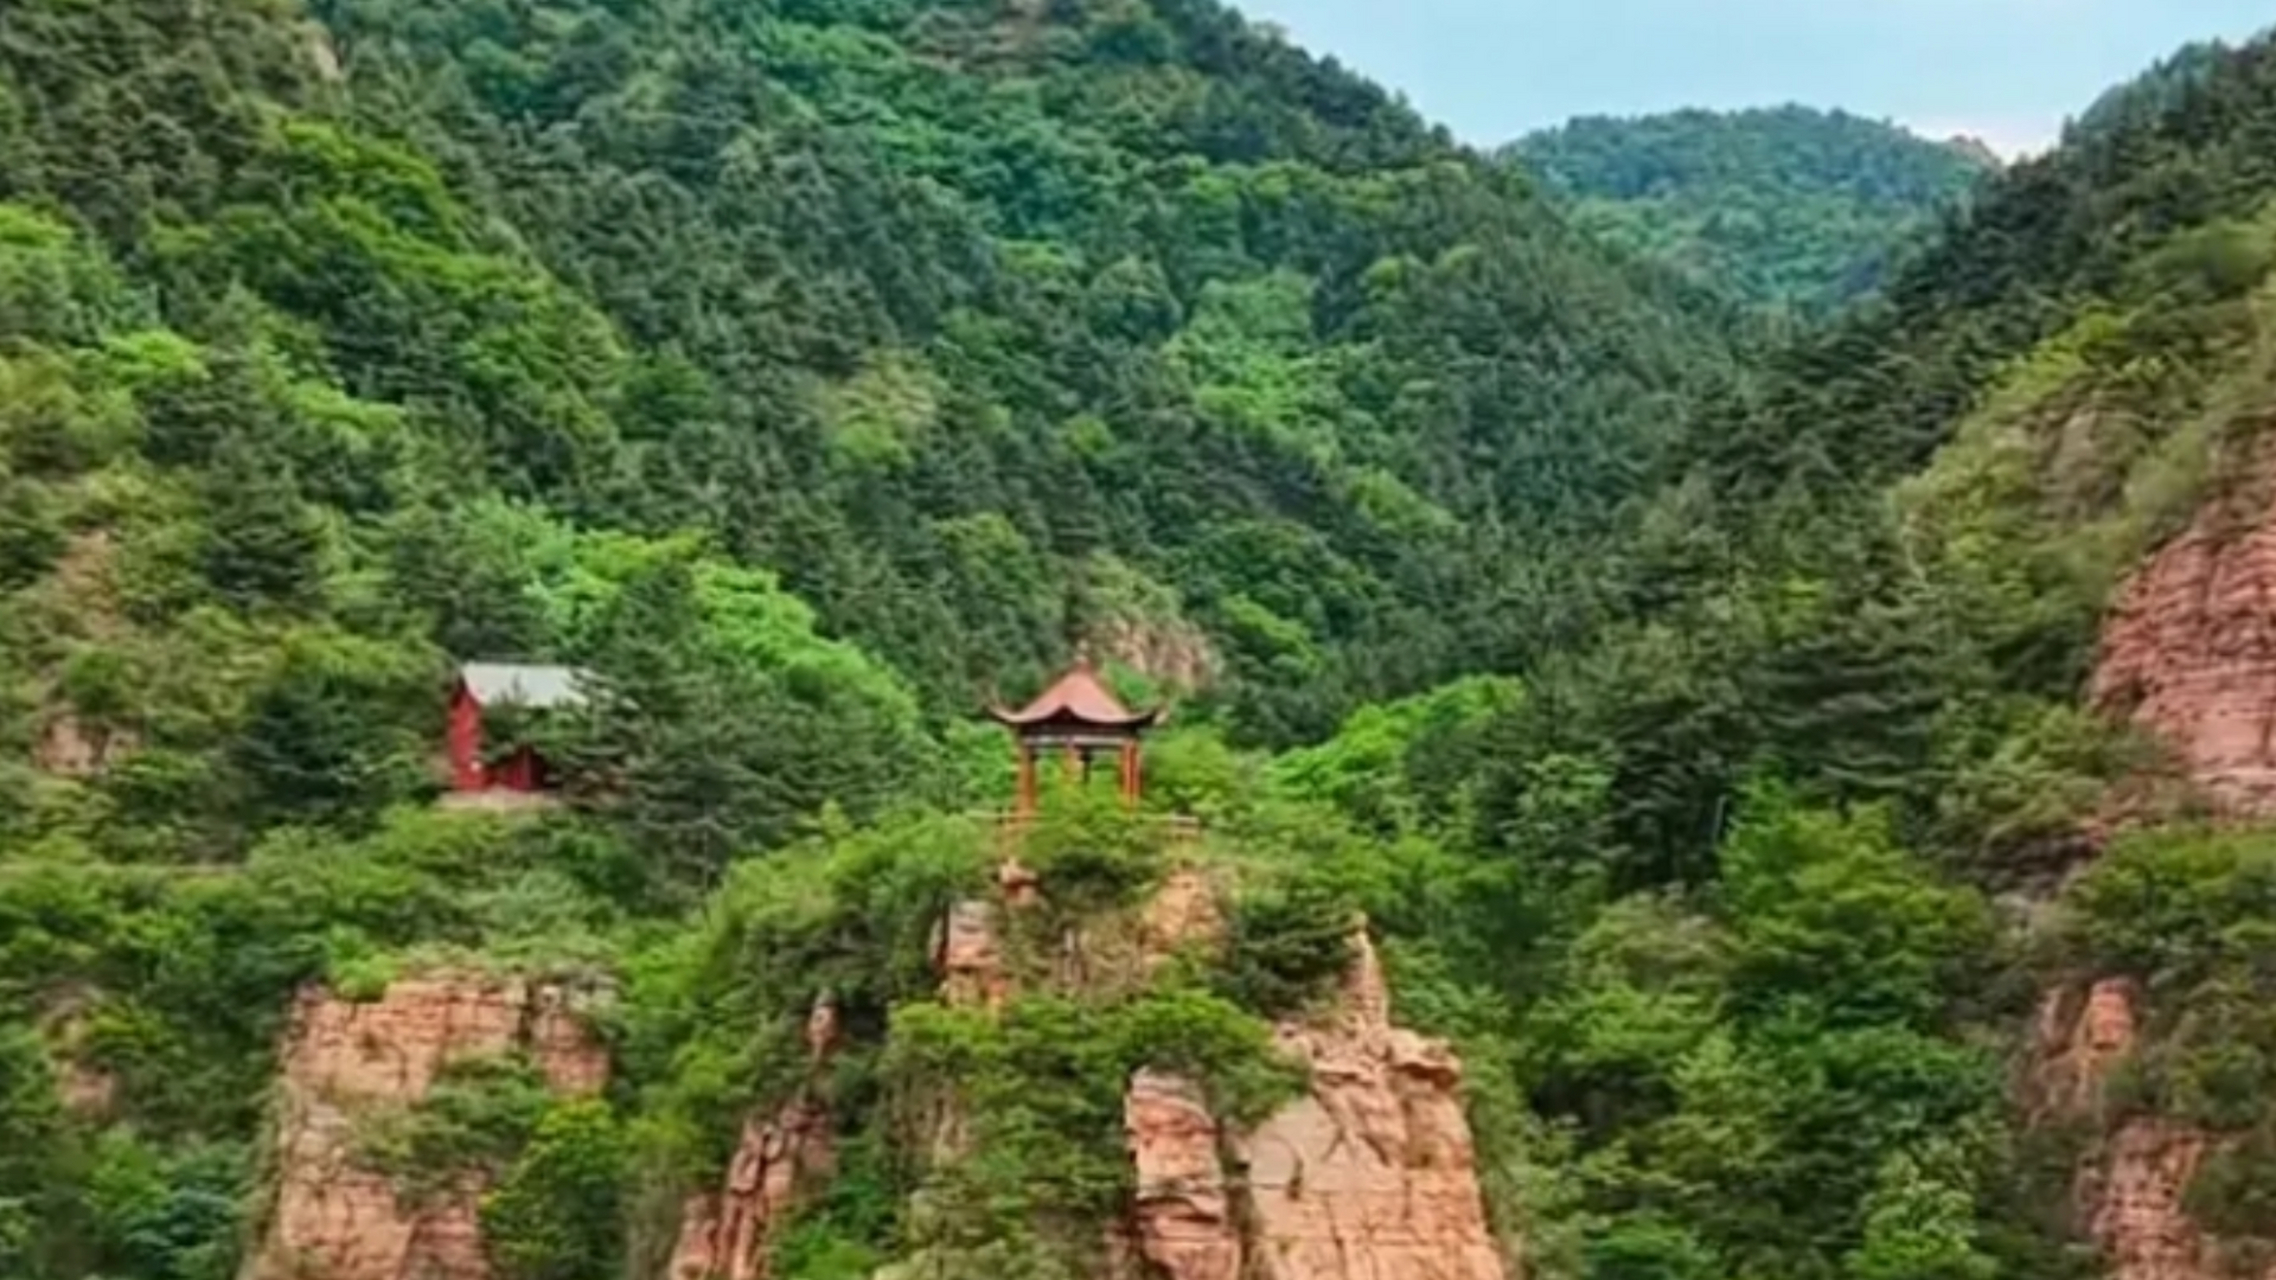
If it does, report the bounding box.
[988,810,1203,849]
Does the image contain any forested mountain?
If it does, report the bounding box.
[1512,106,1996,311]
[2072,37,2241,141]
[7,4,2276,1280]
[313,0,1747,747]
[0,1,1736,1265]
[1476,34,2276,1278]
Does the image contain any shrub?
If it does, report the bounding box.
[354,1055,553,1205]
[1019,789,1163,918]
[1215,871,1355,1019]
[483,1099,627,1280]
[883,986,1301,1252]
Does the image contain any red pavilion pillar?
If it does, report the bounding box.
[1118,739,1141,808]
[1015,742,1040,818]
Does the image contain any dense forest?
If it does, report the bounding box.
[1511,106,1996,311]
[4,3,2276,1280]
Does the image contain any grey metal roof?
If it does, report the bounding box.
[458,663,590,710]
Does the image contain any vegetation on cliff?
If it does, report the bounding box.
[5,2,2276,1280]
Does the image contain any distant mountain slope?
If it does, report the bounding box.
[1511,105,1996,311]
[2069,37,2238,141]
[298,0,1743,745]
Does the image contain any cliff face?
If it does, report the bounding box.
[2094,485,2276,816]
[667,998,841,1280]
[1127,1069,1245,1280]
[242,974,609,1280]
[1124,903,1509,1280]
[244,863,1508,1280]
[934,898,1009,1010]
[2036,979,2267,1280]
[2063,469,2276,1280]
[1234,932,1508,1280]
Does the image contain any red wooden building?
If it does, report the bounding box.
[446,663,590,795]
[989,660,1161,816]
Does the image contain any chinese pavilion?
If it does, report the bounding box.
[989,660,1161,816]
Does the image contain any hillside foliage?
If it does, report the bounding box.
[1512,106,1995,312]
[4,3,2276,1280]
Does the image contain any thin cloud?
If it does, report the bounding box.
[1900,117,2060,161]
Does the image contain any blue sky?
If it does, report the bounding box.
[1232,0,2271,156]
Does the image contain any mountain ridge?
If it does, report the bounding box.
[1511,103,1997,311]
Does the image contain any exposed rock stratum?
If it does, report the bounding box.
[2095,486,2276,816]
[2035,979,2270,1280]
[1124,892,1509,1280]
[667,997,841,1280]
[242,974,608,1280]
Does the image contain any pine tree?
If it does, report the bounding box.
[199,432,326,613]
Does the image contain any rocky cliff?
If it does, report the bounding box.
[2035,980,2267,1280]
[241,974,609,1280]
[234,854,1511,1280]
[2063,462,2276,1280]
[1127,1069,1245,1280]
[2094,480,2276,817]
[666,998,841,1280]
[1233,931,1508,1280]
[1124,907,1509,1280]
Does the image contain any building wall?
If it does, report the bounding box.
[447,689,487,792]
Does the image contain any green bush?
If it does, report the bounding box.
[0,1024,84,1278]
[354,1056,553,1206]
[1018,790,1164,918]
[2060,825,2276,1253]
[1214,871,1355,1019]
[2063,826,2276,1127]
[83,1132,243,1280]
[767,1132,900,1280]
[2184,1125,2276,1244]
[0,476,68,589]
[884,986,1300,1250]
[1583,1215,1721,1280]
[482,1099,627,1280]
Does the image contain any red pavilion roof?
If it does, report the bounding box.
[989,661,1160,731]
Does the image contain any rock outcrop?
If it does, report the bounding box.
[2033,978,2139,1118]
[668,998,841,1280]
[1234,931,1507,1280]
[34,711,131,777]
[1139,867,1224,972]
[1087,615,1221,694]
[2073,476,2276,1277]
[2036,979,2269,1280]
[1125,920,1508,1280]
[39,987,117,1118]
[2095,488,2276,816]
[243,974,609,1280]
[1127,1070,1244,1280]
[934,899,1008,1010]
[2082,1121,2223,1280]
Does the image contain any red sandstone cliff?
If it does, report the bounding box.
[2094,483,2276,817]
[1124,910,1510,1280]
[242,974,609,1280]
[666,997,841,1280]
[934,898,1009,1010]
[1235,931,1508,1280]
[2067,459,2276,1279]
[1127,1069,1245,1280]
[2036,979,2271,1280]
